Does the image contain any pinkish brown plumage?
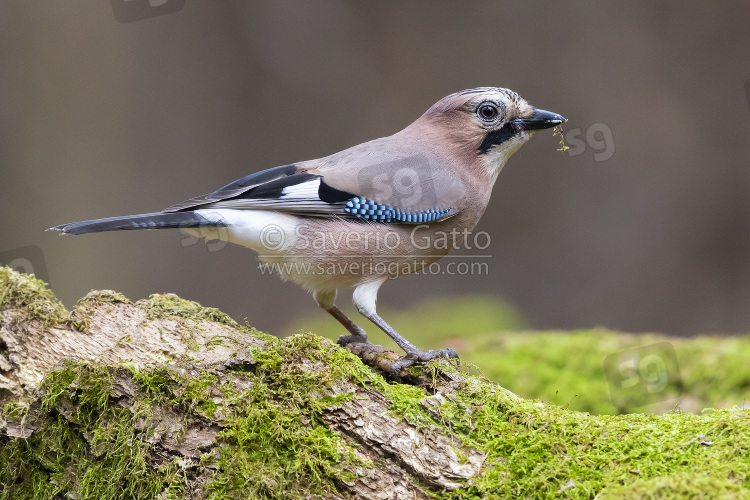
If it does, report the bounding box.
[51,87,565,378]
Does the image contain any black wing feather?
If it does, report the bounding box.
[162,164,301,212]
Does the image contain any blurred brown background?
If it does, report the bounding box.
[1,1,749,337]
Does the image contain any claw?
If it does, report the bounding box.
[389,352,419,380]
[435,348,459,360]
[389,347,461,380]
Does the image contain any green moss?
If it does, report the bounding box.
[3,331,750,499]
[208,333,372,499]
[40,361,114,420]
[140,293,237,326]
[462,328,750,415]
[375,370,750,499]
[182,371,219,418]
[1,361,178,500]
[2,400,30,421]
[4,279,750,498]
[131,366,179,398]
[599,474,746,499]
[0,266,68,326]
[0,333,375,500]
[72,290,130,333]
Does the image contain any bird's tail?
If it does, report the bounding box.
[49,211,226,235]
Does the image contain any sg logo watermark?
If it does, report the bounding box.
[603,342,682,410]
[111,0,185,24]
[0,245,50,283]
[564,122,615,162]
[356,155,465,213]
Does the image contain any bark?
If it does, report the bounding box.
[0,277,487,499]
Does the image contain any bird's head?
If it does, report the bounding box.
[421,87,566,179]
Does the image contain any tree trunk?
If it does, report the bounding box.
[0,269,485,499]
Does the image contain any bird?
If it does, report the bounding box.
[51,87,565,378]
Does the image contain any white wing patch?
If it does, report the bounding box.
[202,178,345,216]
[279,178,322,198]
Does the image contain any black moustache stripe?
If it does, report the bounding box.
[478,123,515,155]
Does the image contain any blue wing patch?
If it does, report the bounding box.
[344,196,455,223]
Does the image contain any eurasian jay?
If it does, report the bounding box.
[51,87,565,376]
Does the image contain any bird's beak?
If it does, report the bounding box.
[515,109,567,131]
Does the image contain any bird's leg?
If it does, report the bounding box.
[313,290,369,346]
[327,306,369,346]
[360,310,458,376]
[352,281,458,378]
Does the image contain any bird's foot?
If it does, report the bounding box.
[337,333,370,347]
[390,348,459,380]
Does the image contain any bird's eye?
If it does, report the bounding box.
[477,103,499,121]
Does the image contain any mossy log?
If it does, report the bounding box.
[0,268,480,499]
[1,267,749,499]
